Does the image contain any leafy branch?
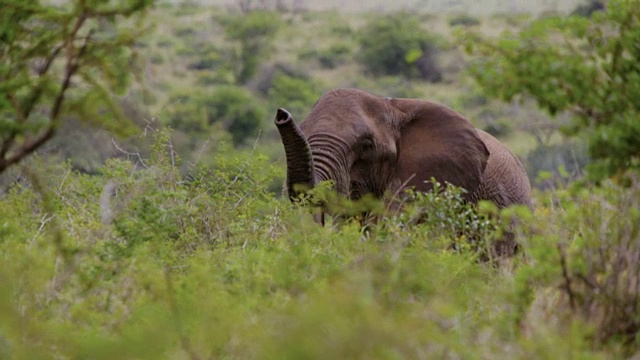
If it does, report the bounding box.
[462,0,640,181]
[0,0,153,174]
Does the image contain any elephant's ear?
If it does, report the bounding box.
[390,98,489,195]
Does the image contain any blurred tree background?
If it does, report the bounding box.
[2,0,640,358]
[6,0,631,187]
[4,0,629,188]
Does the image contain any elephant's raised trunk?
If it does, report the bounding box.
[274,108,316,200]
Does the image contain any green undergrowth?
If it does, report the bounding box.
[0,131,637,359]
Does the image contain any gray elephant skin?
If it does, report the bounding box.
[275,88,532,234]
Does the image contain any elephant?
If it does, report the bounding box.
[275,88,532,255]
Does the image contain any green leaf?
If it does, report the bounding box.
[404,48,423,64]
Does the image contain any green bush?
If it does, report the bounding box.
[515,179,640,350]
[0,130,285,358]
[220,11,282,84]
[297,48,319,62]
[165,85,264,146]
[317,43,353,69]
[173,25,196,38]
[165,89,209,133]
[464,0,640,181]
[0,128,637,357]
[268,72,324,118]
[299,44,353,69]
[187,47,223,71]
[194,69,235,86]
[149,53,165,65]
[209,86,265,146]
[156,38,175,48]
[449,14,481,27]
[330,22,353,36]
[357,13,443,81]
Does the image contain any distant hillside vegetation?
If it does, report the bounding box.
[160,0,584,15]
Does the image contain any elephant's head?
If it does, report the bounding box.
[274,88,490,215]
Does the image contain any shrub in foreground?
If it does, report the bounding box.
[0,129,637,358]
[516,178,640,351]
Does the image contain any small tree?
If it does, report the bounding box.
[464,0,640,181]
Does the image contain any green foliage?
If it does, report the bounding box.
[267,72,324,118]
[464,0,640,181]
[0,128,637,357]
[357,13,442,80]
[173,25,196,38]
[194,70,236,86]
[515,179,640,350]
[220,11,282,84]
[383,182,506,259]
[449,14,481,27]
[211,86,265,146]
[186,44,224,71]
[299,43,354,69]
[166,85,264,146]
[165,89,209,134]
[0,0,153,174]
[0,130,283,358]
[2,3,639,358]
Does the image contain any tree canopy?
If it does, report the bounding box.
[464,0,640,181]
[0,0,153,174]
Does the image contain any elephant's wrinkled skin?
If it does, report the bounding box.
[275,88,532,253]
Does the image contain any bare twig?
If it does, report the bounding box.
[168,138,177,170]
[384,173,416,215]
[558,243,577,311]
[29,214,54,246]
[226,131,262,191]
[22,166,70,262]
[189,136,212,169]
[112,139,148,168]
[575,272,599,290]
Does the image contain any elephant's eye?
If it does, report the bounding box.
[358,137,375,159]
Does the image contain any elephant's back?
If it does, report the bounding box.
[473,129,532,209]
